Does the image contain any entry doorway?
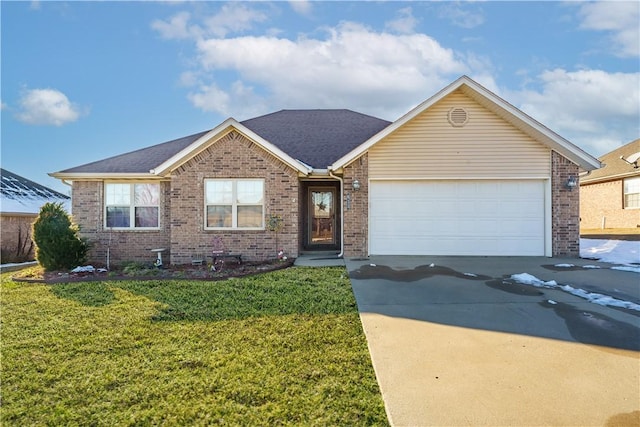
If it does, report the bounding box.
[303,182,340,251]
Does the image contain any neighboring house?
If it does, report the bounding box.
[0,168,71,263]
[580,139,640,230]
[50,76,600,266]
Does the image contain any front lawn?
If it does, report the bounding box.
[1,267,388,426]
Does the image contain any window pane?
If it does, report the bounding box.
[206,181,233,204]
[105,184,130,205]
[238,205,262,228]
[135,207,159,227]
[134,184,159,205]
[237,180,263,204]
[625,193,640,208]
[207,205,232,227]
[106,207,130,227]
[624,177,640,194]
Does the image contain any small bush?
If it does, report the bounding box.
[32,202,88,271]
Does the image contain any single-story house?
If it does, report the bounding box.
[580,139,640,230]
[50,76,601,266]
[1,168,71,264]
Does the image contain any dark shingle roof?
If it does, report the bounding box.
[57,130,210,174]
[55,110,391,174]
[581,139,640,184]
[241,110,391,168]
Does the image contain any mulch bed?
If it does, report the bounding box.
[13,259,296,284]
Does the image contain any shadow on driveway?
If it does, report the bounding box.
[347,257,640,351]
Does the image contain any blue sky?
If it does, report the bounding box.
[2,1,639,194]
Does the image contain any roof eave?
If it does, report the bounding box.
[151,118,312,176]
[49,172,160,181]
[581,170,640,185]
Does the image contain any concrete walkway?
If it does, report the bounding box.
[345,256,640,427]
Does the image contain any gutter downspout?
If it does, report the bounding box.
[328,170,344,259]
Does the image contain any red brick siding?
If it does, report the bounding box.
[342,154,369,258]
[71,180,171,267]
[580,180,640,229]
[169,131,299,264]
[551,151,580,257]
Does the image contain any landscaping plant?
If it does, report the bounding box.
[31,202,88,271]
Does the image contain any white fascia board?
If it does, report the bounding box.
[48,172,158,180]
[330,75,601,172]
[151,118,312,176]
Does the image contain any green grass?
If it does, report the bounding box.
[1,267,388,426]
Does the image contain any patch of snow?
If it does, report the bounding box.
[582,265,601,269]
[429,263,435,267]
[464,272,478,277]
[369,263,377,267]
[554,263,574,268]
[547,300,557,305]
[510,273,557,288]
[71,265,95,273]
[580,238,640,267]
[512,273,640,311]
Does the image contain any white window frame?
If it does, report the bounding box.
[104,182,161,230]
[623,176,640,209]
[204,179,265,230]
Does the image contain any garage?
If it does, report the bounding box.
[369,180,546,256]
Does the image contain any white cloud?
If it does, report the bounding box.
[511,69,640,156]
[289,0,312,16]
[16,88,84,126]
[204,3,267,38]
[577,1,639,57]
[151,11,198,40]
[438,3,485,29]
[152,4,267,40]
[385,7,419,35]
[191,21,469,119]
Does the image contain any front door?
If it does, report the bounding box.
[308,187,336,247]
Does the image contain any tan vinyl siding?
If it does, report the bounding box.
[369,89,551,179]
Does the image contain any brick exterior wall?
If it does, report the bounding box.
[169,131,299,264]
[0,214,36,263]
[551,151,580,257]
[71,180,172,267]
[580,180,640,229]
[342,154,368,258]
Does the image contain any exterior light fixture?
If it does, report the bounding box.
[352,179,361,191]
[565,176,578,191]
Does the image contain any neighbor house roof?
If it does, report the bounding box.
[580,139,640,185]
[1,168,70,215]
[51,110,391,180]
[330,75,601,172]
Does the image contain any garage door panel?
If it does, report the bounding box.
[370,180,545,256]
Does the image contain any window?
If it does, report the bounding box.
[105,183,160,228]
[623,177,640,209]
[205,179,264,229]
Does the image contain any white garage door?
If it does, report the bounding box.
[369,180,546,256]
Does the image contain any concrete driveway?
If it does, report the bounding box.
[345,256,640,427]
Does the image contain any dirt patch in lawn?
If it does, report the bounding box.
[12,259,295,284]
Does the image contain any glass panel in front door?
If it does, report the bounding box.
[310,190,335,245]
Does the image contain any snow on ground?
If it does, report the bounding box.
[580,238,640,268]
[511,272,640,311]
